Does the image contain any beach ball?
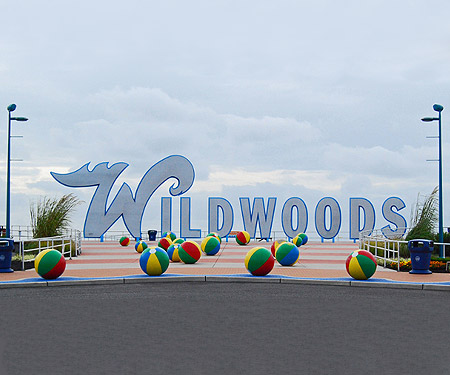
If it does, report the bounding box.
[172,238,184,245]
[158,237,173,250]
[162,231,177,241]
[179,241,202,264]
[299,233,308,245]
[119,236,130,246]
[139,247,170,276]
[201,236,221,256]
[270,241,280,256]
[245,247,274,276]
[292,235,303,247]
[275,242,300,266]
[346,250,377,280]
[135,241,148,253]
[167,243,181,262]
[207,232,222,244]
[35,249,66,280]
[236,231,251,245]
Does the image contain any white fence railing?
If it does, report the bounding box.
[16,230,82,271]
[359,230,404,271]
[359,229,450,271]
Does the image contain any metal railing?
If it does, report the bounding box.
[16,230,82,271]
[359,228,450,271]
[82,229,356,243]
[359,229,405,271]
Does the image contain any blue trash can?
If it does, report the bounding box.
[408,239,433,274]
[0,238,14,273]
[148,230,157,241]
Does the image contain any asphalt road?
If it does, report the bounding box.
[0,282,449,375]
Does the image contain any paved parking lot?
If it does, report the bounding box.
[1,282,449,375]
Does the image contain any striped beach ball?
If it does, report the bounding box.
[236,231,251,245]
[299,233,308,245]
[158,237,173,250]
[201,236,221,256]
[292,235,303,247]
[270,241,282,256]
[245,247,274,276]
[207,232,222,244]
[119,236,130,246]
[139,247,170,276]
[346,250,377,280]
[35,249,66,280]
[178,241,202,264]
[167,243,181,262]
[275,242,300,266]
[135,241,148,253]
[172,238,184,245]
[162,231,177,241]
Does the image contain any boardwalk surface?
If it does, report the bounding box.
[3,239,450,284]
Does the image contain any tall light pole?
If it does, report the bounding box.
[422,103,444,257]
[6,104,28,239]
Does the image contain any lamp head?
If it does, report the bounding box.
[7,104,16,112]
[433,104,444,112]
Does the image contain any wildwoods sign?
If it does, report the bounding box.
[51,155,407,240]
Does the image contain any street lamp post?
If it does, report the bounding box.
[6,104,28,239]
[422,103,444,258]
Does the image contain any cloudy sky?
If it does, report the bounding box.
[1,0,450,239]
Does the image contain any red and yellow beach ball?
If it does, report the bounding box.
[236,231,251,245]
[35,249,66,280]
[346,250,377,280]
[158,237,173,250]
[244,247,274,276]
[119,236,130,246]
[179,241,202,264]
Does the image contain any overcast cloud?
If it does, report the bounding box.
[1,0,450,238]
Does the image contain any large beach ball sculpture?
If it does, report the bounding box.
[275,242,300,266]
[201,236,221,256]
[158,237,173,251]
[167,243,181,262]
[271,241,285,257]
[35,249,66,280]
[245,247,275,276]
[119,236,130,246]
[179,241,202,264]
[135,241,148,253]
[207,232,222,244]
[299,233,308,245]
[346,250,377,280]
[139,247,170,276]
[236,231,251,245]
[292,235,303,247]
[162,231,177,241]
[172,238,184,245]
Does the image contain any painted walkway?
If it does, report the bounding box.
[1,240,450,289]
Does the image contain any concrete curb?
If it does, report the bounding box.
[350,281,423,290]
[47,278,124,287]
[281,278,351,287]
[1,275,450,291]
[205,276,281,283]
[124,275,205,284]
